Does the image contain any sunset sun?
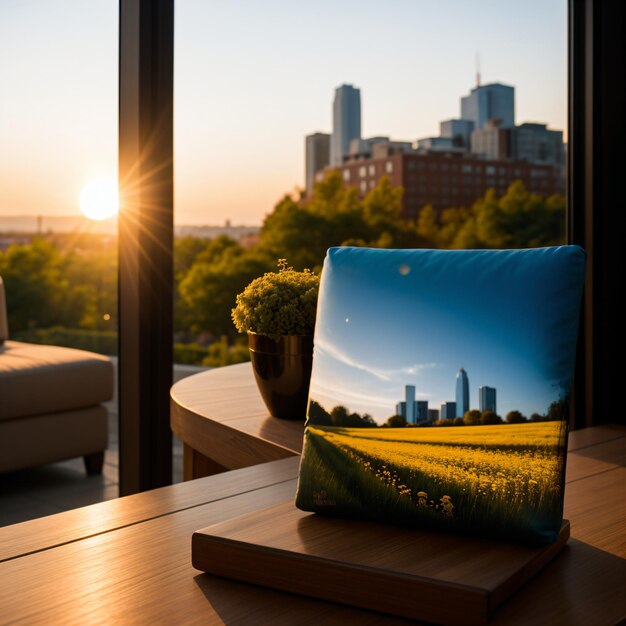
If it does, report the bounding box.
[78,177,119,221]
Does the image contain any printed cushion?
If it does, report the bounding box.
[296,246,586,543]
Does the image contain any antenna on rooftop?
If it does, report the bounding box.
[476,52,481,86]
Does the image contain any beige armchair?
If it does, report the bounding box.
[0,277,113,475]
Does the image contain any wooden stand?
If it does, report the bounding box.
[192,502,569,625]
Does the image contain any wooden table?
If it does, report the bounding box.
[171,363,303,480]
[0,425,625,624]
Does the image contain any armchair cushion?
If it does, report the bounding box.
[0,341,113,420]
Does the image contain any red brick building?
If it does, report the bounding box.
[319,150,564,220]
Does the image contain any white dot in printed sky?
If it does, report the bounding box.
[398,264,411,276]
[345,318,350,323]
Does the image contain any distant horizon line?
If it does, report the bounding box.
[0,214,262,229]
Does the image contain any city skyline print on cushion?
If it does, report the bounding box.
[295,246,586,544]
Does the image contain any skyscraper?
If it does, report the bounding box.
[415,401,429,424]
[404,385,416,423]
[439,119,475,148]
[460,83,515,129]
[330,84,361,166]
[305,133,330,193]
[479,386,497,413]
[395,386,430,424]
[396,385,417,424]
[440,402,457,420]
[510,123,565,166]
[456,368,469,418]
[470,119,510,160]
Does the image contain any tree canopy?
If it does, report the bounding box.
[480,410,503,425]
[463,410,481,426]
[0,236,116,333]
[385,415,408,428]
[417,180,565,249]
[546,399,567,421]
[505,410,527,424]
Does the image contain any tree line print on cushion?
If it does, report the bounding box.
[308,397,566,429]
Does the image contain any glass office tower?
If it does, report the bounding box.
[456,368,470,418]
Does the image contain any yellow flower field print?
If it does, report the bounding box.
[297,421,567,542]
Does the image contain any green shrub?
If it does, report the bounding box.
[201,337,250,367]
[12,326,252,367]
[13,326,118,355]
[232,260,319,339]
[174,337,251,367]
[172,342,209,365]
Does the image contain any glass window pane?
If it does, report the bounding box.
[172,0,566,396]
[0,0,118,522]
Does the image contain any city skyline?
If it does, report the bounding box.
[394,368,496,424]
[310,341,559,421]
[306,76,565,215]
[0,0,567,225]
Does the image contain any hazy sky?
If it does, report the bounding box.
[309,247,583,422]
[0,0,566,225]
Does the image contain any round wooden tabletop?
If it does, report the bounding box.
[170,362,304,480]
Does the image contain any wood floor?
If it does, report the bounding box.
[0,361,207,527]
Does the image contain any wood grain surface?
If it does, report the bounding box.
[0,479,408,625]
[192,503,570,625]
[0,456,299,563]
[0,415,624,625]
[170,363,303,479]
